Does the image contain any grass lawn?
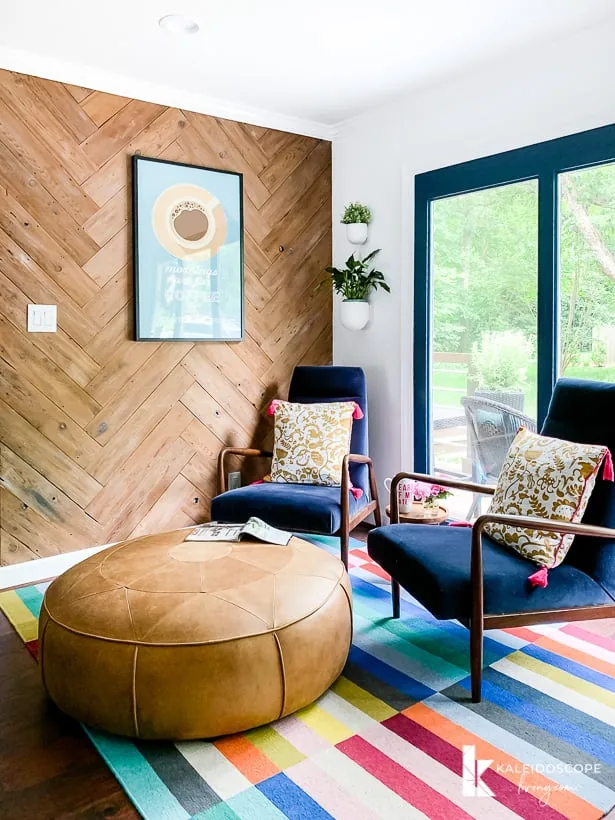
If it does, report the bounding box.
[433,363,615,417]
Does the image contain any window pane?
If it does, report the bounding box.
[559,163,615,382]
[430,181,538,518]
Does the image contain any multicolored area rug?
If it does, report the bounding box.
[2,534,615,820]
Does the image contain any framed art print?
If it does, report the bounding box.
[132,155,244,341]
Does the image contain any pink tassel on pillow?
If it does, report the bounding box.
[528,567,549,588]
[603,449,614,482]
[350,485,363,500]
[352,403,364,420]
[267,399,280,416]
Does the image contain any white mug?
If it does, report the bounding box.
[384,477,415,513]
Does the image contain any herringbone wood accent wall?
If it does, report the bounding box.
[0,69,332,565]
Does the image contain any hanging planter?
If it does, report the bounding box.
[345,222,368,244]
[318,249,390,332]
[341,202,371,245]
[340,299,370,331]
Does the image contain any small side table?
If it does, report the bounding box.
[385,504,448,525]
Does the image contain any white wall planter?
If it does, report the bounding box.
[340,299,370,331]
[345,222,368,244]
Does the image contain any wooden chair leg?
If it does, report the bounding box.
[340,530,349,570]
[470,616,483,702]
[391,579,400,618]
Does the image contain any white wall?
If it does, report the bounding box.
[332,20,615,488]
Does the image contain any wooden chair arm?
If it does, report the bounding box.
[470,513,615,634]
[217,447,273,494]
[389,471,495,523]
[341,454,380,519]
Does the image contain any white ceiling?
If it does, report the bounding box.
[1,0,614,136]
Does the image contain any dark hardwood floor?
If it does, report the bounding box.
[1,523,613,818]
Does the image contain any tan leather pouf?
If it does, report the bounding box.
[39,530,352,740]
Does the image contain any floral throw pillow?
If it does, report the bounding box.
[268,400,358,487]
[485,427,612,583]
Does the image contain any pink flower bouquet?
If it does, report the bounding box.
[412,481,452,503]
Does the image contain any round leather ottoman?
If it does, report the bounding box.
[39,529,352,740]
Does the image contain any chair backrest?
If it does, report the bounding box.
[541,378,615,595]
[288,366,369,493]
[461,395,537,483]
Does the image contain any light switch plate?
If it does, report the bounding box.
[228,471,242,490]
[28,304,57,333]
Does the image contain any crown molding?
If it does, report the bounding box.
[0,45,334,141]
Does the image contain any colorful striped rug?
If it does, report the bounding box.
[1,534,615,820]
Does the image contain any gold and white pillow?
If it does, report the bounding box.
[269,400,355,487]
[486,427,611,571]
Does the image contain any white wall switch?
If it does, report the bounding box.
[27,304,57,333]
[228,471,242,490]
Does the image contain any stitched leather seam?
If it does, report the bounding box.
[273,630,287,719]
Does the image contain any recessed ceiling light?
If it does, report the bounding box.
[158,14,199,35]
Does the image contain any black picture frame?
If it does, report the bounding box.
[132,154,244,342]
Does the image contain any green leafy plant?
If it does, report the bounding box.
[341,202,371,224]
[321,250,390,301]
[472,330,533,391]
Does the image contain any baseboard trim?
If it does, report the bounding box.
[0,544,113,591]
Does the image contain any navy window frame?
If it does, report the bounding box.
[414,122,615,472]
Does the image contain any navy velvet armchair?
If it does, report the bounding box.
[211,366,381,568]
[367,379,615,702]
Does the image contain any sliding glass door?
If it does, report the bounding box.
[431,181,538,493]
[559,162,615,382]
[414,123,615,506]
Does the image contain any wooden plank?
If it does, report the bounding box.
[0,96,98,224]
[0,270,100,387]
[0,447,103,543]
[0,362,102,469]
[81,99,165,167]
[2,492,80,558]
[181,415,223,467]
[0,188,99,306]
[88,363,194,483]
[82,108,188,206]
[182,111,271,208]
[261,165,331,261]
[233,330,274,380]
[84,304,130,365]
[0,314,101,428]
[180,382,252,447]
[83,264,130,327]
[83,225,129,287]
[259,134,318,194]
[129,474,203,538]
[63,83,92,102]
[200,341,267,407]
[82,187,128,246]
[82,91,131,127]
[218,118,269,174]
[180,451,218,500]
[86,402,194,525]
[0,398,102,507]
[0,226,97,347]
[18,75,97,142]
[0,526,38,565]
[181,348,260,433]
[0,139,99,266]
[260,140,330,227]
[0,71,98,183]
[106,435,196,542]
[258,129,296,158]
[85,343,193,444]
[84,338,160,405]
